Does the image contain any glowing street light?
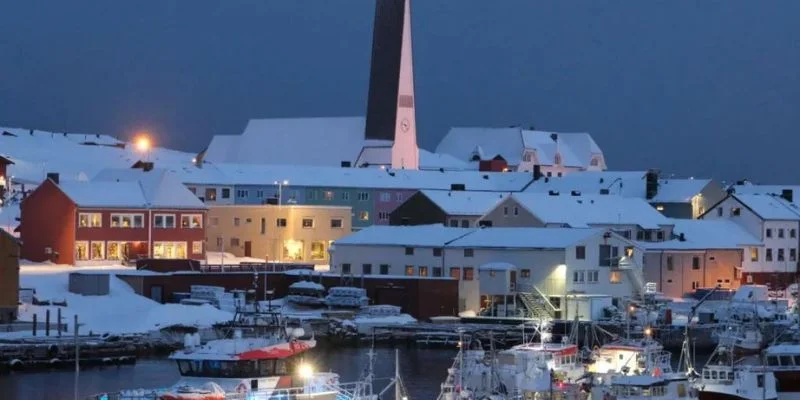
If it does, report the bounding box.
[274,180,289,206]
[298,363,314,379]
[134,134,152,162]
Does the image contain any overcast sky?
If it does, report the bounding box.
[1,1,799,183]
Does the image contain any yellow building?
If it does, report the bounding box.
[205,205,352,265]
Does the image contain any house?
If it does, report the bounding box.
[639,219,761,298]
[435,127,606,175]
[331,224,643,320]
[0,155,13,203]
[389,190,508,228]
[19,169,207,265]
[650,178,726,219]
[701,193,800,287]
[481,193,674,241]
[0,228,19,322]
[205,204,352,264]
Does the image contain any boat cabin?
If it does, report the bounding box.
[589,340,672,376]
[604,376,691,399]
[176,358,291,379]
[765,344,800,369]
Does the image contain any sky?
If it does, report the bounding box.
[1,1,799,183]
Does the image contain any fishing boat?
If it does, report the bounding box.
[764,343,800,400]
[696,344,777,400]
[591,374,695,400]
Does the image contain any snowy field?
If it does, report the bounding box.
[6,262,233,338]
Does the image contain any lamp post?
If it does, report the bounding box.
[135,133,152,162]
[274,180,289,206]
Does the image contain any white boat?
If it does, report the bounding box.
[713,324,764,355]
[764,343,800,400]
[591,374,695,400]
[587,337,672,378]
[696,345,778,400]
[287,281,327,307]
[325,287,369,308]
[495,341,586,397]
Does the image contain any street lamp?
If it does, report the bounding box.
[274,180,289,206]
[134,134,152,161]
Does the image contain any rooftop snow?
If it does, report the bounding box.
[94,168,206,209]
[448,227,604,249]
[650,178,712,203]
[733,193,800,220]
[334,224,474,247]
[732,184,800,205]
[418,149,473,171]
[420,190,509,216]
[58,181,149,208]
[639,219,761,250]
[507,193,672,229]
[525,171,647,198]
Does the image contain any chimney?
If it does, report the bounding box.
[341,161,352,168]
[548,190,559,196]
[678,233,686,242]
[46,173,60,184]
[782,189,793,203]
[533,165,542,181]
[571,190,581,196]
[450,183,466,191]
[645,169,660,200]
[550,133,558,142]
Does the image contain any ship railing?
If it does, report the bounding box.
[86,381,370,400]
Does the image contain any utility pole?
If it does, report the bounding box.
[73,314,79,400]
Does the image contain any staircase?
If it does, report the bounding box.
[516,283,557,319]
[618,256,646,301]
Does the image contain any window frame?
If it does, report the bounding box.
[78,212,103,228]
[154,213,176,229]
[181,214,203,229]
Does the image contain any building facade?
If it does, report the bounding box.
[650,179,726,219]
[389,190,507,228]
[0,155,12,204]
[205,204,352,265]
[643,249,743,298]
[0,228,19,322]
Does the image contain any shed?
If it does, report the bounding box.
[68,272,110,296]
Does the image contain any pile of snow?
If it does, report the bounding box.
[352,314,417,335]
[204,251,266,265]
[10,263,233,336]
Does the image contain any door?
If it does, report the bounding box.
[244,241,252,257]
[150,285,163,303]
[510,270,517,291]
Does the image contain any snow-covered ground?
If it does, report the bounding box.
[6,262,233,337]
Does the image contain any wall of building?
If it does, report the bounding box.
[653,202,693,219]
[19,179,77,264]
[481,198,544,228]
[185,184,235,205]
[0,231,19,322]
[643,249,742,298]
[331,244,445,277]
[388,192,446,226]
[206,205,352,264]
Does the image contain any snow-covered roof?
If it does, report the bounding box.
[505,193,672,229]
[651,178,712,203]
[765,344,800,355]
[525,171,647,198]
[419,190,509,216]
[732,184,800,205]
[173,163,533,192]
[93,168,206,209]
[203,117,380,167]
[289,281,325,291]
[58,181,149,208]
[639,219,761,251]
[732,194,800,220]
[418,149,473,171]
[449,227,606,249]
[334,224,474,247]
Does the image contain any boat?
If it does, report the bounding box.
[325,287,369,308]
[286,281,327,307]
[764,343,800,400]
[587,336,672,378]
[695,344,778,400]
[713,323,764,355]
[591,374,695,400]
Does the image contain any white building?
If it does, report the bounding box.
[331,224,644,320]
[701,193,800,285]
[435,127,606,176]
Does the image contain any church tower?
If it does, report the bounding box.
[363,0,420,170]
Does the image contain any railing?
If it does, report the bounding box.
[201,263,314,273]
[88,381,370,400]
[517,282,559,313]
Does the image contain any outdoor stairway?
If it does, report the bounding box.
[517,283,556,319]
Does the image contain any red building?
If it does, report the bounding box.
[20,169,207,265]
[0,155,13,202]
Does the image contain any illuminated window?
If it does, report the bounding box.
[418,266,429,277]
[323,191,334,201]
[358,211,369,221]
[181,214,203,229]
[463,267,475,281]
[302,218,314,229]
[78,213,102,228]
[450,267,460,280]
[75,241,89,261]
[310,241,325,260]
[192,241,203,255]
[153,242,187,259]
[107,241,125,260]
[283,239,304,261]
[405,265,414,276]
[609,271,622,284]
[154,214,176,228]
[90,241,105,260]
[110,213,144,228]
[205,188,217,201]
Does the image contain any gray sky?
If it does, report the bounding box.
[1,1,799,183]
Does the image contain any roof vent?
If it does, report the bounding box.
[341,161,351,168]
[548,190,559,196]
[571,190,581,196]
[482,175,489,180]
[678,233,686,242]
[599,188,610,195]
[599,178,604,184]
[439,168,444,173]
[46,173,60,184]
[451,183,466,191]
[388,171,396,177]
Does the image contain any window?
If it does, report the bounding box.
[260,218,266,234]
[573,271,584,283]
[323,191,334,201]
[153,242,187,259]
[405,265,414,276]
[432,267,442,277]
[521,269,530,278]
[311,242,325,260]
[449,220,459,227]
[504,207,509,216]
[450,268,461,280]
[302,218,314,228]
[379,192,391,202]
[792,229,797,238]
[692,256,700,270]
[154,214,176,228]
[230,238,240,247]
[256,190,264,198]
[463,267,475,281]
[330,218,343,228]
[358,211,369,221]
[378,212,390,221]
[282,239,304,261]
[357,192,369,201]
[204,188,217,201]
[221,188,230,199]
[341,192,350,201]
[395,193,404,202]
[656,231,664,241]
[215,237,223,248]
[767,229,773,238]
[75,241,89,261]
[489,270,496,278]
[575,246,586,260]
[464,248,474,257]
[341,263,351,274]
[106,241,126,260]
[405,247,414,255]
[233,217,241,227]
[78,213,102,228]
[380,264,390,275]
[460,220,469,228]
[307,190,316,201]
[110,213,144,228]
[236,189,249,198]
[192,241,203,255]
[599,245,619,267]
[667,256,674,271]
[181,214,203,229]
[778,249,785,262]
[433,248,442,257]
[791,249,797,262]
[513,206,519,216]
[625,246,634,257]
[767,248,773,262]
[717,208,723,217]
[362,264,373,275]
[276,218,287,227]
[750,248,759,262]
[609,271,622,284]
[587,270,599,283]
[731,207,741,216]
[779,229,785,238]
[418,266,429,277]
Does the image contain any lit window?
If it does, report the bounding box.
[90,241,105,260]
[418,266,429,277]
[463,267,474,281]
[107,241,125,261]
[358,211,369,221]
[310,241,325,260]
[75,241,89,261]
[450,267,461,280]
[405,265,414,276]
[153,242,187,259]
[609,271,622,284]
[283,239,304,261]
[192,241,203,255]
[324,191,334,201]
[78,213,102,228]
[750,248,759,262]
[302,218,314,228]
[205,188,217,201]
[181,214,203,229]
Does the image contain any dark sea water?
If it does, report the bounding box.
[0,346,458,400]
